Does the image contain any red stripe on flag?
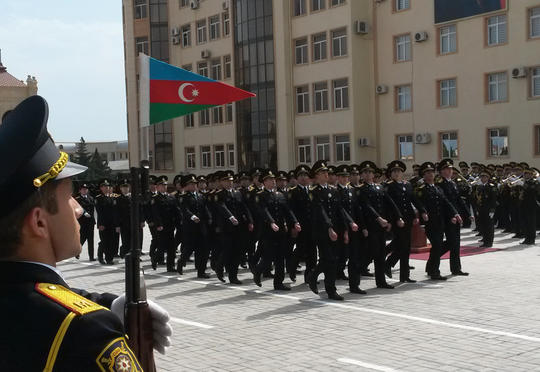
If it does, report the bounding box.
[500,0,506,9]
[150,80,255,105]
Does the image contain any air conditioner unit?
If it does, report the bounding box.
[201,49,211,59]
[355,20,369,35]
[512,66,528,79]
[171,27,180,36]
[376,84,388,94]
[190,0,200,10]
[222,0,230,10]
[358,137,370,147]
[414,31,428,42]
[172,36,181,45]
[415,133,432,144]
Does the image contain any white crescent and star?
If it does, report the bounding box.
[178,83,199,103]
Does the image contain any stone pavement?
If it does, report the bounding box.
[59,228,540,372]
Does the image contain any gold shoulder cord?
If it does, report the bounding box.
[33,151,69,188]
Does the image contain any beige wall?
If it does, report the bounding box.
[375,0,540,166]
[0,76,38,121]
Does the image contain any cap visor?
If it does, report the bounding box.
[56,161,88,180]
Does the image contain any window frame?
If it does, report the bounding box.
[529,66,540,99]
[295,85,310,115]
[330,0,346,8]
[395,84,412,113]
[395,134,414,161]
[197,61,209,77]
[209,14,221,41]
[214,144,225,168]
[196,19,207,45]
[297,137,312,164]
[334,133,351,162]
[439,131,459,160]
[212,106,224,125]
[533,124,540,156]
[199,108,210,126]
[485,71,509,104]
[223,12,230,37]
[227,143,235,167]
[185,147,196,170]
[312,32,328,62]
[184,113,195,128]
[437,77,457,109]
[211,58,222,80]
[313,81,329,112]
[201,145,212,168]
[485,13,508,47]
[528,6,540,40]
[224,55,232,79]
[315,135,331,162]
[332,78,349,111]
[393,0,410,13]
[311,0,326,13]
[293,0,307,17]
[294,37,309,65]
[331,28,348,58]
[487,127,509,158]
[437,24,457,56]
[394,33,412,62]
[181,24,191,48]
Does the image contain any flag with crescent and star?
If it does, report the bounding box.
[138,53,256,127]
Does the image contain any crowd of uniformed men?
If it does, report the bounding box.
[76,159,540,301]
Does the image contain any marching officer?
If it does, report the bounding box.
[171,175,184,253]
[116,179,131,258]
[95,179,118,265]
[177,174,212,278]
[519,167,539,245]
[145,175,162,262]
[474,168,498,248]
[237,171,253,269]
[151,176,181,272]
[415,162,460,280]
[253,170,301,290]
[75,183,96,261]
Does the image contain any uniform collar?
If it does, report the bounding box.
[0,261,68,287]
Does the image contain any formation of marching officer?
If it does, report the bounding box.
[75,159,540,301]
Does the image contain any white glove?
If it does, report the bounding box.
[84,212,91,218]
[111,295,173,355]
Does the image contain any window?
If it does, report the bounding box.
[182,63,192,71]
[294,0,306,16]
[186,147,196,169]
[184,113,194,128]
[331,28,347,57]
[316,136,330,161]
[180,0,189,7]
[201,146,211,168]
[535,125,540,155]
[487,15,507,46]
[209,15,221,40]
[224,55,232,78]
[212,106,223,124]
[214,145,225,167]
[488,128,509,156]
[297,138,311,163]
[295,38,308,65]
[311,0,325,12]
[313,81,329,112]
[135,0,147,19]
[487,72,508,103]
[181,24,191,48]
[397,135,414,160]
[196,20,207,44]
[154,121,173,170]
[394,0,410,12]
[333,79,349,110]
[312,33,327,62]
[198,62,208,77]
[227,144,235,167]
[394,34,411,62]
[135,37,149,55]
[211,58,222,80]
[531,67,540,98]
[296,85,310,114]
[223,104,233,122]
[331,0,345,6]
[335,135,350,162]
[529,7,540,39]
[440,132,458,159]
[439,79,457,108]
[439,25,457,55]
[223,12,230,36]
[396,84,412,112]
[199,109,210,126]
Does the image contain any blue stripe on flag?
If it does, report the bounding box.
[149,57,214,82]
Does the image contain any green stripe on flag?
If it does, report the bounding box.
[149,103,215,125]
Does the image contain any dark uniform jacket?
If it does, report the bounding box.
[75,194,95,226]
[0,262,141,372]
[384,180,421,223]
[179,191,212,234]
[474,182,498,213]
[437,178,471,220]
[309,184,352,239]
[256,189,298,236]
[357,183,402,230]
[214,188,253,233]
[288,184,313,232]
[520,179,540,205]
[415,183,457,230]
[95,193,117,228]
[151,192,181,231]
[115,193,131,228]
[337,183,366,232]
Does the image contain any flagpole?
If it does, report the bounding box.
[138,53,150,162]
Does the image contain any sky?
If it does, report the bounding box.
[0,1,127,142]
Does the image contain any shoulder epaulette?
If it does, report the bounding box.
[35,283,106,316]
[418,184,426,189]
[248,185,255,191]
[256,190,264,194]
[289,185,298,190]
[329,185,336,189]
[309,185,318,191]
[96,194,103,198]
[386,180,394,184]
[170,191,177,196]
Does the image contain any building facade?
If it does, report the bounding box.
[122,0,540,176]
[57,140,130,174]
[0,54,38,122]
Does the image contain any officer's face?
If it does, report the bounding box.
[120,186,129,195]
[315,170,329,184]
[391,169,403,181]
[423,170,435,183]
[100,185,108,194]
[338,175,349,185]
[157,184,167,193]
[297,174,310,186]
[277,179,287,189]
[440,167,452,179]
[263,177,276,190]
[185,182,197,192]
[240,179,250,187]
[362,169,374,183]
[524,172,532,180]
[79,187,88,196]
[222,179,233,189]
[50,179,84,262]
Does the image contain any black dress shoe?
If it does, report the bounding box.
[98,258,106,265]
[176,263,183,275]
[350,287,367,294]
[521,240,535,245]
[289,273,297,282]
[89,258,96,262]
[307,273,318,294]
[197,273,211,279]
[230,279,243,285]
[384,266,392,279]
[253,271,262,287]
[106,261,115,265]
[511,234,523,239]
[274,284,291,291]
[216,272,226,283]
[75,255,80,260]
[452,271,469,276]
[430,275,447,281]
[240,263,248,269]
[479,244,492,248]
[361,271,374,277]
[409,265,415,270]
[377,283,394,289]
[328,292,344,301]
[400,278,417,283]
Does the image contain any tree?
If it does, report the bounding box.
[74,137,91,166]
[86,148,111,181]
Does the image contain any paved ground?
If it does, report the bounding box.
[59,227,540,372]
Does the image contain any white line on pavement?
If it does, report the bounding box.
[337,358,400,372]
[170,317,214,329]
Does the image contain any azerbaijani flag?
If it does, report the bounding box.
[139,53,255,127]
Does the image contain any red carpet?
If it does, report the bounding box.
[410,246,500,261]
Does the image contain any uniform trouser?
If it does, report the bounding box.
[157,228,176,271]
[113,231,120,257]
[80,224,95,260]
[386,223,412,281]
[479,210,494,245]
[523,209,537,243]
[256,233,287,287]
[440,222,462,273]
[238,228,251,266]
[336,230,348,275]
[217,231,243,281]
[174,225,182,250]
[510,201,522,235]
[119,224,131,258]
[348,232,364,290]
[290,230,317,282]
[367,228,388,287]
[285,235,296,274]
[149,225,164,262]
[312,236,338,295]
[98,227,115,263]
[425,225,444,276]
[180,230,209,275]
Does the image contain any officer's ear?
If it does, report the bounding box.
[23,205,51,240]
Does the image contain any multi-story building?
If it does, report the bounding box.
[122,0,540,176]
[0,54,38,122]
